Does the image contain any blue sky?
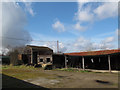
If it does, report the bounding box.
[24,2,117,39]
[24,2,78,40]
[2,2,119,53]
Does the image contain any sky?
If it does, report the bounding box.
[1,1,120,54]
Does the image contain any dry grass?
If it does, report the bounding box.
[2,65,52,80]
[2,65,118,88]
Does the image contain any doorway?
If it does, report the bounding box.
[33,52,37,64]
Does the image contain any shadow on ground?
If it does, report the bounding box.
[2,74,49,89]
[95,80,112,85]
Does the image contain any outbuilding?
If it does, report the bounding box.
[18,45,53,65]
[64,49,120,72]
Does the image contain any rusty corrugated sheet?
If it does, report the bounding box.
[64,49,120,56]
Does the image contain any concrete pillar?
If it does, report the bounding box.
[108,55,111,73]
[65,56,67,68]
[82,56,85,70]
[99,57,100,62]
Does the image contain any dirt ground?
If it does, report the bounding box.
[23,70,118,88]
[2,66,119,88]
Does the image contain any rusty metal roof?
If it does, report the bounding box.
[64,49,120,56]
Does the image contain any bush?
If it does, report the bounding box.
[17,60,23,65]
[2,56,10,65]
[34,64,42,68]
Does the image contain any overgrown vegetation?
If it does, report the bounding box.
[2,65,52,80]
[54,68,91,73]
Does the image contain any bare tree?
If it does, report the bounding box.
[9,49,19,66]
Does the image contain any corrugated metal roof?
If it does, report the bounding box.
[64,49,120,56]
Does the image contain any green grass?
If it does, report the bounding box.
[54,68,91,73]
[2,65,53,80]
[2,66,9,69]
[80,70,91,73]
[55,68,77,72]
[2,65,114,81]
[2,65,35,69]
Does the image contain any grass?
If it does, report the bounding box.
[2,65,53,80]
[2,65,115,80]
[2,65,35,69]
[56,68,77,71]
[54,68,118,74]
[2,65,117,88]
[54,68,91,73]
[2,65,93,81]
[80,70,91,73]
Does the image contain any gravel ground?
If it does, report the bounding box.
[23,70,118,88]
[2,66,119,88]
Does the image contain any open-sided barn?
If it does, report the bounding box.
[64,49,120,71]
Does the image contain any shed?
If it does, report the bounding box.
[64,49,120,71]
[25,45,53,65]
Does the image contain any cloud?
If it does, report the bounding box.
[73,37,97,51]
[99,36,115,49]
[29,31,117,53]
[52,2,117,33]
[94,2,118,20]
[0,48,9,55]
[2,2,32,49]
[96,31,115,37]
[73,22,86,31]
[73,2,118,31]
[52,20,65,32]
[30,41,67,53]
[76,2,118,21]
[75,2,94,22]
[29,32,67,52]
[102,36,114,43]
[66,35,116,52]
[116,29,120,36]
[20,0,35,16]
[24,2,35,16]
[59,42,67,52]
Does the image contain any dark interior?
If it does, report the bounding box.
[33,52,37,64]
[52,54,65,68]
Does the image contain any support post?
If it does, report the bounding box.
[82,56,85,71]
[99,57,100,62]
[108,55,111,73]
[65,55,68,68]
[31,48,33,64]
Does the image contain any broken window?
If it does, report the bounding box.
[46,58,50,62]
[40,58,43,62]
[91,58,94,63]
